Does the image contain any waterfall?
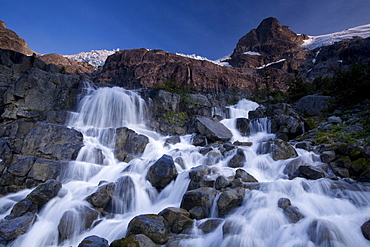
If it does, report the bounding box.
[1,85,370,247]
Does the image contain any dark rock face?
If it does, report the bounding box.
[235,168,258,183]
[0,212,35,241]
[258,139,298,161]
[236,118,250,136]
[38,53,96,74]
[96,48,256,93]
[146,154,178,191]
[21,122,83,161]
[78,235,109,247]
[0,21,34,55]
[114,127,149,162]
[195,117,232,142]
[126,214,168,244]
[111,234,157,247]
[296,95,333,116]
[86,182,115,209]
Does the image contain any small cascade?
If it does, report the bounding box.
[1,85,370,247]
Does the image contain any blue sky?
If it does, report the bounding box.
[1,0,370,59]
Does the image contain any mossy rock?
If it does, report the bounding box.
[350,158,370,175]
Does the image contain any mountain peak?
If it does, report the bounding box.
[0,20,34,55]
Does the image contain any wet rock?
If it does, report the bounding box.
[7,156,36,177]
[78,235,109,247]
[27,158,63,182]
[270,139,298,161]
[21,122,83,161]
[233,141,253,147]
[198,219,223,234]
[111,234,158,247]
[227,148,246,168]
[222,219,243,237]
[195,117,232,142]
[271,114,303,141]
[217,188,245,217]
[188,165,211,182]
[25,179,62,210]
[126,214,168,245]
[165,136,181,146]
[278,198,304,223]
[180,187,218,219]
[107,176,136,214]
[191,134,207,146]
[295,141,312,151]
[147,154,178,192]
[86,182,115,209]
[297,165,325,180]
[0,212,35,241]
[361,219,370,241]
[7,199,37,219]
[307,219,343,246]
[215,175,231,190]
[235,118,250,136]
[58,206,99,242]
[115,127,149,162]
[320,151,336,164]
[235,168,258,182]
[159,207,193,234]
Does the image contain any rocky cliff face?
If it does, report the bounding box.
[0,21,34,55]
[38,53,97,74]
[96,48,258,93]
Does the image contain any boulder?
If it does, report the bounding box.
[271,114,303,141]
[111,234,158,247]
[21,122,83,161]
[296,95,332,116]
[58,206,99,242]
[195,117,232,142]
[107,176,136,214]
[227,148,246,168]
[25,179,62,210]
[297,165,325,180]
[0,212,35,241]
[361,220,370,241]
[27,158,64,182]
[7,156,36,177]
[257,139,298,160]
[215,175,231,190]
[320,151,336,164]
[180,187,218,219]
[235,168,258,182]
[86,182,115,209]
[278,198,304,223]
[114,127,149,162]
[146,154,178,191]
[222,219,243,237]
[126,214,168,245]
[78,235,109,247]
[159,207,193,234]
[235,118,250,136]
[198,219,223,234]
[217,188,245,217]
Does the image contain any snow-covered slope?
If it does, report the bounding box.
[64,49,119,67]
[302,23,370,50]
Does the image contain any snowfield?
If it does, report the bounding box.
[302,23,370,50]
[64,49,119,67]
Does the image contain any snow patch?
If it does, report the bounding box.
[64,49,119,67]
[302,23,370,50]
[176,53,231,66]
[257,59,286,69]
[243,51,261,56]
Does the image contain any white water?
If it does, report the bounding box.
[1,86,370,246]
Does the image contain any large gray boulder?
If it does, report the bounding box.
[86,182,115,209]
[21,122,83,161]
[126,214,168,245]
[227,148,246,168]
[159,207,193,234]
[195,117,232,142]
[146,154,178,192]
[258,139,298,161]
[297,95,332,116]
[114,127,149,162]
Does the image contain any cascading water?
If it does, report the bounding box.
[0,85,370,247]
